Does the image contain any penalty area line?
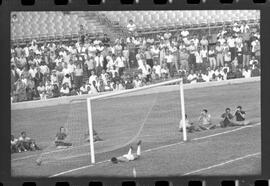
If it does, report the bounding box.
[49,122,260,178]
[183,152,261,175]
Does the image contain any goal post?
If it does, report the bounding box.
[87,78,187,164]
[180,78,187,141]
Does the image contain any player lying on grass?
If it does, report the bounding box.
[220,106,250,127]
[111,140,142,163]
[16,132,41,152]
[55,126,72,148]
[84,129,103,142]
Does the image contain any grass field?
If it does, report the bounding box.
[11,80,261,177]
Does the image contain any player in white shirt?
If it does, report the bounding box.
[111,140,142,163]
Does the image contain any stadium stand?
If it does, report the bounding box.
[10,11,260,103]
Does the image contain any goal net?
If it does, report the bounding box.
[36,78,186,165]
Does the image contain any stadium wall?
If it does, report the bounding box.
[11,77,260,110]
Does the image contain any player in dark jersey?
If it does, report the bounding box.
[220,108,234,127]
[55,126,72,148]
[233,106,251,125]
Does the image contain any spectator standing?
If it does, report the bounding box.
[208,46,216,70]
[215,42,224,67]
[242,42,251,68]
[74,63,84,89]
[115,54,125,77]
[179,48,189,72]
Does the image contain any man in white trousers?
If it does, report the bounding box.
[111,140,142,163]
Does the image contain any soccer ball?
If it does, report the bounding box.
[36,159,42,166]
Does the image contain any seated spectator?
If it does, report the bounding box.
[251,65,260,77]
[249,56,258,66]
[62,74,72,88]
[104,81,113,91]
[80,82,89,94]
[202,71,211,82]
[235,67,243,79]
[133,76,143,88]
[60,83,70,96]
[70,84,80,96]
[90,81,99,94]
[97,79,105,92]
[242,66,251,78]
[187,70,198,84]
[160,63,169,80]
[197,71,204,83]
[52,84,61,98]
[115,80,125,91]
[125,76,134,89]
[45,80,54,98]
[18,131,40,151]
[197,109,216,130]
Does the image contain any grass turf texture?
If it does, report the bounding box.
[11,81,260,177]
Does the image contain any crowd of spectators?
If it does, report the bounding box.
[11,20,261,103]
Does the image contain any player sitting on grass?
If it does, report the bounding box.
[233,106,251,125]
[111,140,142,163]
[84,129,103,142]
[179,114,200,133]
[11,135,27,153]
[55,126,72,148]
[220,107,250,128]
[18,131,41,151]
[197,109,216,130]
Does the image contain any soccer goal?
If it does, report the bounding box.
[87,78,187,163]
[36,78,187,165]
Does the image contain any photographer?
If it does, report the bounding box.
[233,106,251,126]
[198,109,216,130]
[220,108,234,128]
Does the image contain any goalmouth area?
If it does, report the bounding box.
[11,77,261,177]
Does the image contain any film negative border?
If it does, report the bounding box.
[1,0,270,186]
[0,0,269,6]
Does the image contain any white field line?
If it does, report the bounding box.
[49,122,260,177]
[14,122,260,162]
[183,152,261,175]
